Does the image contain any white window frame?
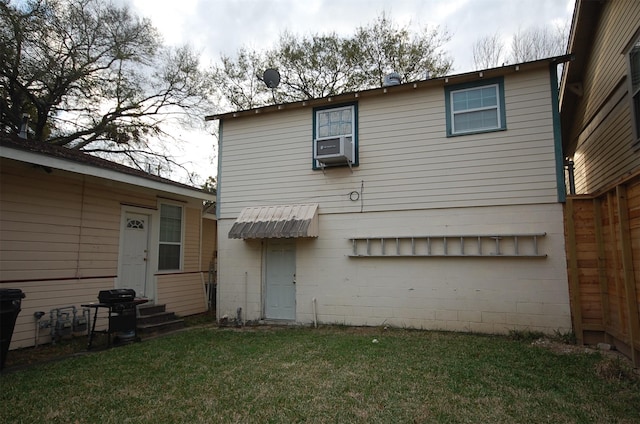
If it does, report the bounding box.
[158,203,183,271]
[450,84,501,135]
[315,105,355,139]
[445,78,507,137]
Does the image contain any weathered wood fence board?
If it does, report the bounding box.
[565,173,640,366]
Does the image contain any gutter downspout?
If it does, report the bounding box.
[312,297,318,328]
[18,114,29,139]
[550,60,570,202]
[566,159,576,195]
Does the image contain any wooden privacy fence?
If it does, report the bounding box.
[565,172,640,366]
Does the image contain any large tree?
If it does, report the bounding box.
[270,31,361,102]
[0,0,214,171]
[350,13,452,88]
[212,47,275,111]
[212,13,453,111]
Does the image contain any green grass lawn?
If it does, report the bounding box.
[1,326,638,423]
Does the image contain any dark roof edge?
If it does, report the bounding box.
[0,135,215,201]
[206,55,572,122]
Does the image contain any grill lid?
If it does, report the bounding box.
[98,289,136,303]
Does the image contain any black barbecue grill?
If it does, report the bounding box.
[98,289,136,304]
[82,289,147,349]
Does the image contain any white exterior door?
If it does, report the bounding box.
[119,212,150,298]
[265,239,296,320]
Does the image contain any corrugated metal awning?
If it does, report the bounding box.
[228,204,319,239]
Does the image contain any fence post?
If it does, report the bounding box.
[593,197,611,341]
[616,185,640,366]
[565,197,584,345]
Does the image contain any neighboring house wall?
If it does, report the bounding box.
[157,206,209,316]
[566,1,640,193]
[561,0,640,365]
[0,157,208,349]
[216,64,572,334]
[156,273,205,317]
[202,218,217,269]
[201,216,217,310]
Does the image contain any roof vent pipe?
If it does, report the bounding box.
[382,72,401,87]
[18,113,29,139]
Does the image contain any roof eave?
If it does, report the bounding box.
[205,55,572,122]
[1,145,216,202]
[560,0,603,156]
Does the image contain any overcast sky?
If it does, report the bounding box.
[121,0,575,182]
[128,0,574,73]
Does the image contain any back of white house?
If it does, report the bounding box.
[213,58,572,334]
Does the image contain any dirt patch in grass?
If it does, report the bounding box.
[3,312,219,371]
[531,337,598,355]
[531,337,639,383]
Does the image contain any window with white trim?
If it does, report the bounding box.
[445,77,506,136]
[628,35,640,145]
[313,103,358,169]
[158,204,182,271]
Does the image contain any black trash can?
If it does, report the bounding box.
[0,289,25,370]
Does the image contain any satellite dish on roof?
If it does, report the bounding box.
[260,68,280,89]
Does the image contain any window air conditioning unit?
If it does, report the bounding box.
[314,136,353,165]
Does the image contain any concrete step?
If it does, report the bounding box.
[137,319,185,338]
[138,304,166,316]
[137,310,178,326]
[136,304,184,338]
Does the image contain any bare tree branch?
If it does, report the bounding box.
[510,23,568,63]
[472,33,504,70]
[1,0,215,174]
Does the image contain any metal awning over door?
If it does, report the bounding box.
[228,203,319,239]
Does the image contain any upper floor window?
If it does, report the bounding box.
[445,77,506,136]
[159,204,182,271]
[628,36,640,145]
[313,103,358,169]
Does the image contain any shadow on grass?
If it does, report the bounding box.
[3,311,218,371]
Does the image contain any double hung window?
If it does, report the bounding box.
[445,77,506,136]
[159,204,182,271]
[313,103,358,168]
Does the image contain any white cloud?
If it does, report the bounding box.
[130,0,573,72]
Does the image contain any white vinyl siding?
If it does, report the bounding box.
[218,68,557,219]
